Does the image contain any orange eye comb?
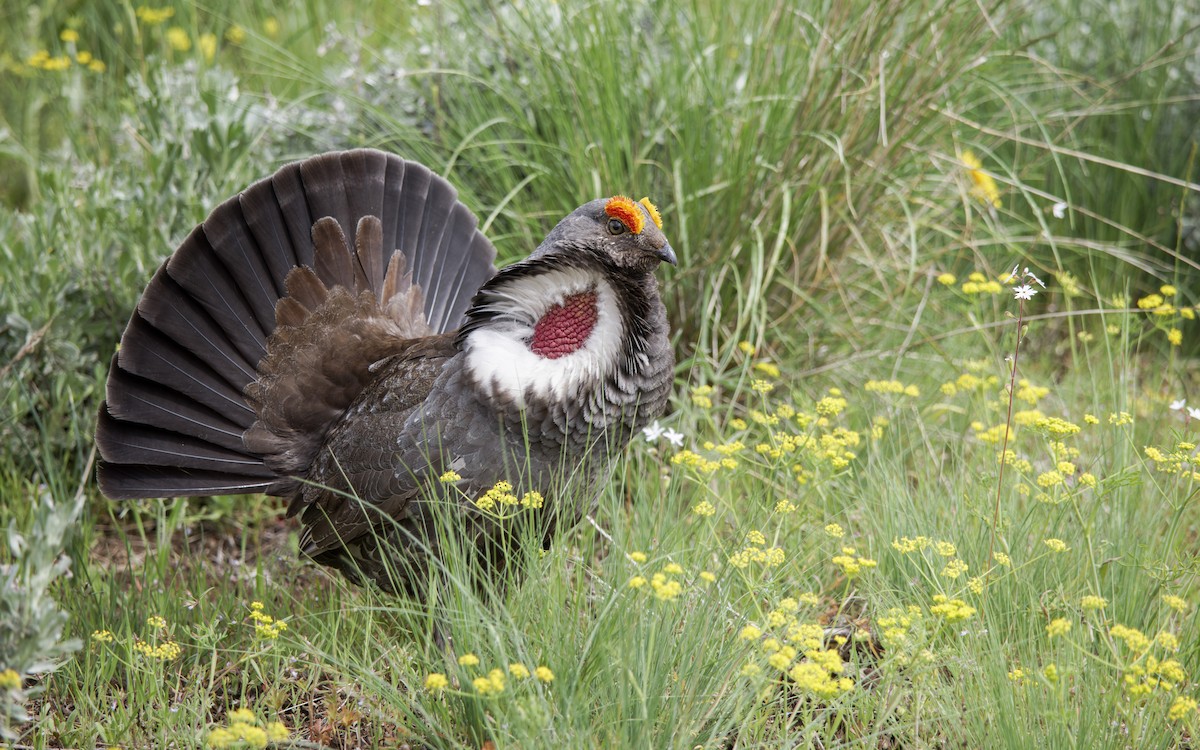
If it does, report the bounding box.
[604,195,645,235]
[638,197,662,229]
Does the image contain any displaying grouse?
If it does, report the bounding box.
[95,149,676,592]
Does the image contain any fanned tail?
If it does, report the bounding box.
[97,149,497,499]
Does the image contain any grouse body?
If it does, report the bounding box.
[96,149,675,592]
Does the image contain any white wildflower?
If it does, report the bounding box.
[662,428,685,447]
[1052,202,1067,219]
[1170,399,1187,412]
[642,421,664,442]
[1013,285,1037,301]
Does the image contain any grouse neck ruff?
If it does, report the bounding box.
[95,149,676,593]
[460,266,626,409]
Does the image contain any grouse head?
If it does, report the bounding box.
[532,195,677,272]
[456,195,675,427]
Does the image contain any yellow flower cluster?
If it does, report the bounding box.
[891,536,933,554]
[1015,379,1049,405]
[649,571,683,601]
[939,371,999,397]
[1144,444,1200,481]
[672,449,737,474]
[1043,538,1069,553]
[473,669,507,696]
[1046,618,1072,638]
[729,544,786,569]
[439,470,461,483]
[929,594,975,622]
[876,606,923,652]
[1124,654,1186,697]
[249,601,288,640]
[136,6,175,24]
[961,150,1002,208]
[1081,595,1108,611]
[1169,695,1198,722]
[864,380,920,397]
[472,481,544,512]
[26,48,106,73]
[691,500,716,517]
[207,708,288,749]
[628,562,686,601]
[91,629,115,643]
[831,547,877,578]
[961,272,1003,295]
[789,649,854,699]
[815,394,848,417]
[690,384,714,408]
[433,656,552,696]
[0,669,20,690]
[424,673,449,691]
[1163,594,1188,612]
[134,639,182,661]
[751,379,774,394]
[753,361,781,378]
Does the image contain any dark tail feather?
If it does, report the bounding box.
[97,149,497,500]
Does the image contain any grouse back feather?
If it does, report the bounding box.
[97,151,675,592]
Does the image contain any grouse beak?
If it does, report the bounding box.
[654,243,678,267]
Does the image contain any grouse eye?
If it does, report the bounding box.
[606,218,626,236]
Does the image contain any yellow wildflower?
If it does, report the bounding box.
[1043,538,1069,553]
[692,501,716,517]
[824,523,844,538]
[136,6,175,25]
[146,615,167,629]
[0,669,19,690]
[1046,618,1072,638]
[628,575,647,589]
[942,559,968,579]
[961,150,1002,208]
[457,653,480,667]
[439,470,461,483]
[1169,695,1198,722]
[263,17,281,38]
[1163,594,1188,612]
[166,27,191,52]
[754,361,781,378]
[91,629,115,643]
[629,551,647,564]
[699,571,716,582]
[424,673,449,691]
[225,25,246,44]
[1043,663,1059,683]
[1168,329,1183,346]
[199,32,217,62]
[751,379,774,394]
[930,594,975,622]
[60,29,80,43]
[937,272,956,285]
[1081,595,1107,611]
[534,666,554,683]
[266,722,289,742]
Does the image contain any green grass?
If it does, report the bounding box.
[3,0,1200,747]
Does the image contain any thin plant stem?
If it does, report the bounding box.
[985,299,1026,614]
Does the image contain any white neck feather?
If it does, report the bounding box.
[462,267,624,408]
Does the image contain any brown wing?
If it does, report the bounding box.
[293,334,459,556]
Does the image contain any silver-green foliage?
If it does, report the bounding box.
[0,489,84,740]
